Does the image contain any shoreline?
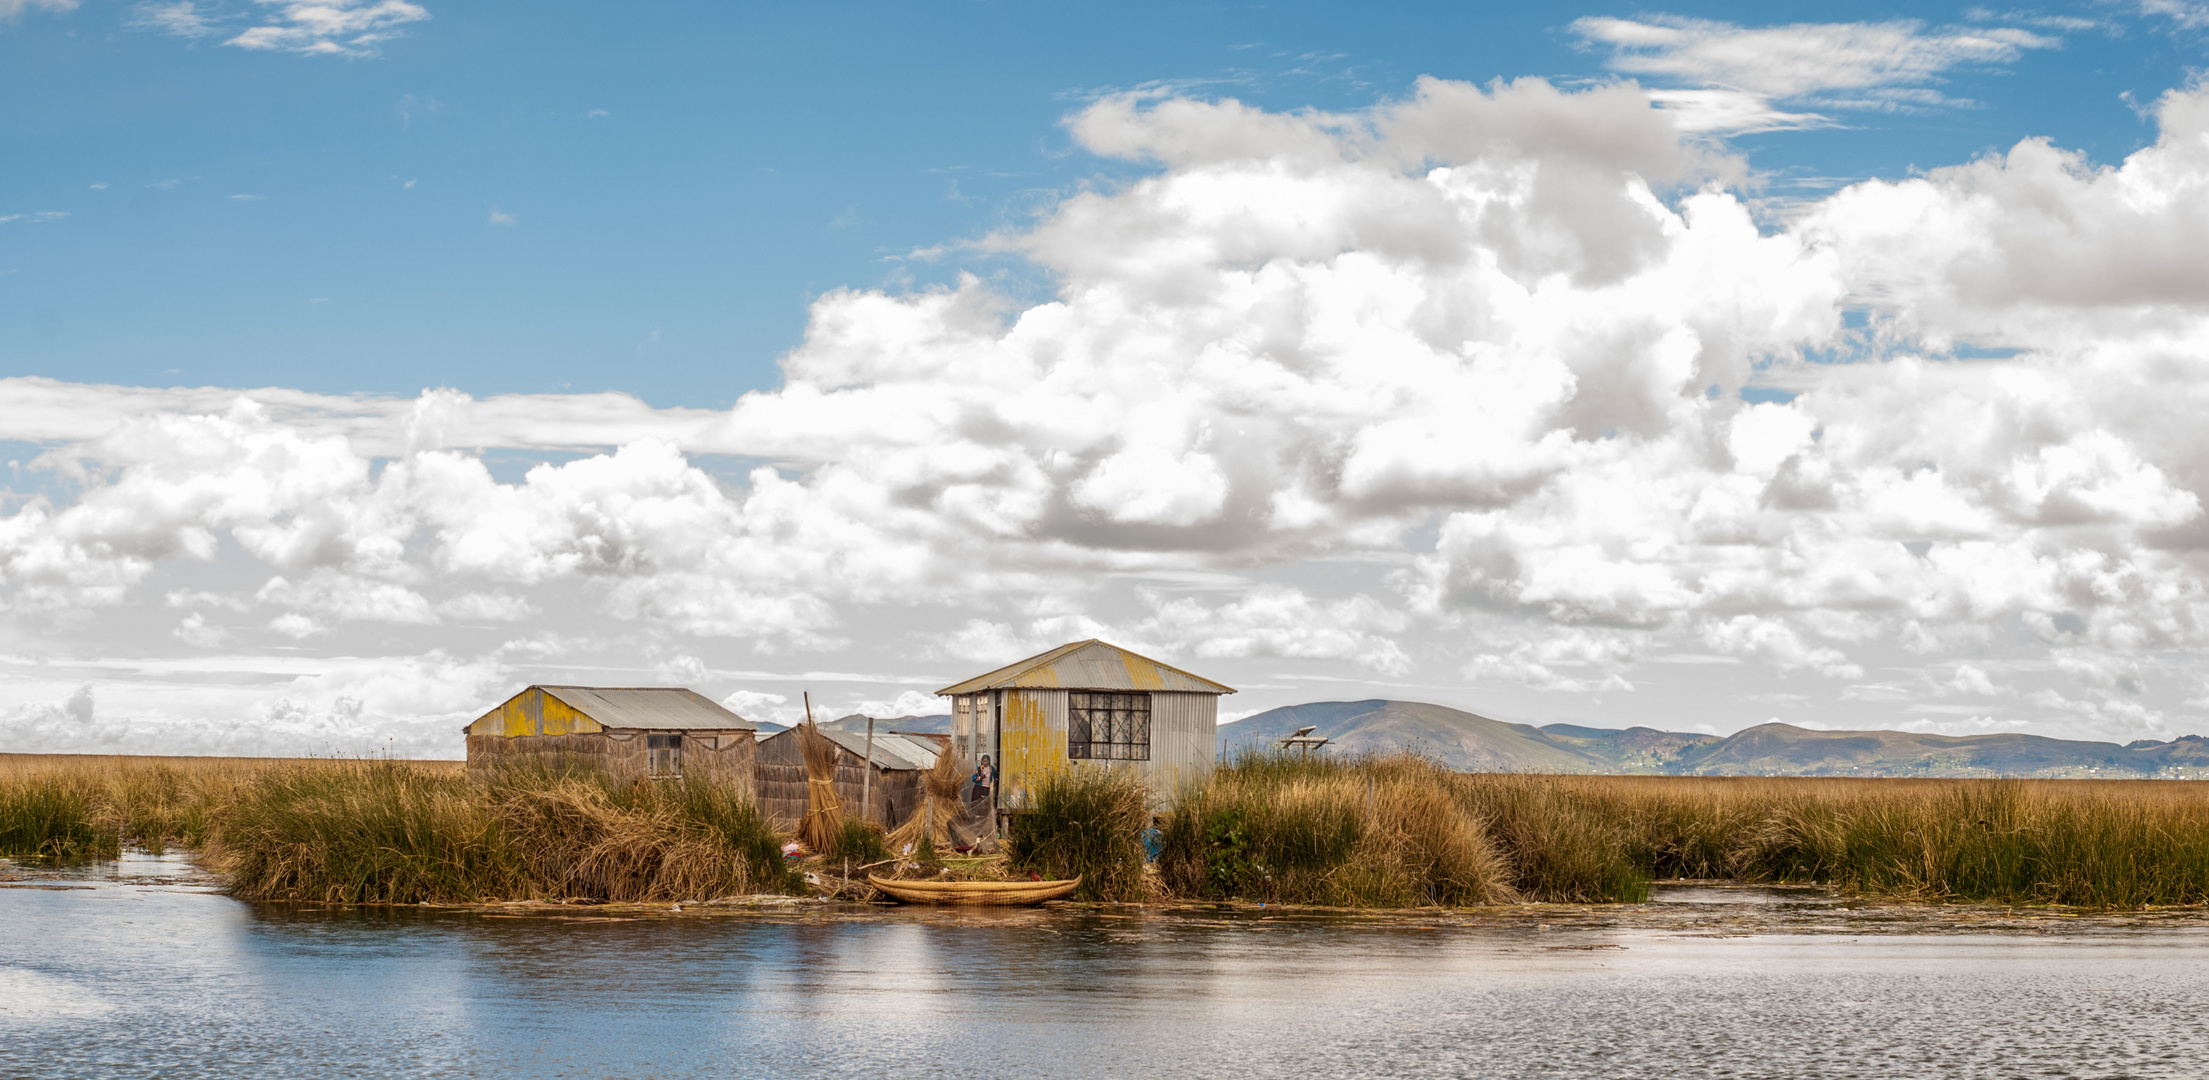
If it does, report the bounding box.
[11,852,2209,933]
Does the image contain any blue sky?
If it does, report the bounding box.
[7,0,2209,756]
[4,1,2200,405]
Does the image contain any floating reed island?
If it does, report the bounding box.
[7,748,2209,909]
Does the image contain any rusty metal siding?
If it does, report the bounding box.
[998,688,1068,809]
[1059,692,1216,809]
[469,687,547,737]
[991,689,1212,809]
[540,691,602,736]
[950,692,999,766]
[953,695,975,760]
[936,640,1235,696]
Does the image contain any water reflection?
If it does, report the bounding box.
[5,858,2207,1078]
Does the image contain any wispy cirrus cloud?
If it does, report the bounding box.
[1573,15,2061,134]
[131,0,427,56]
[227,0,428,56]
[0,0,76,22]
[2137,0,2209,30]
[126,1,217,37]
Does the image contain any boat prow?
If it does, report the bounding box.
[868,874,1081,906]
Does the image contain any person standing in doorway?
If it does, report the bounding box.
[970,755,996,809]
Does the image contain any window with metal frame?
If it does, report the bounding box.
[1067,692,1150,761]
[646,733,683,778]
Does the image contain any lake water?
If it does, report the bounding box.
[5,855,2207,1079]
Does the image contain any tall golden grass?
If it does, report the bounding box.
[1571,773,2209,907]
[1162,753,1539,906]
[10,751,2209,909]
[1163,753,2209,907]
[0,754,277,857]
[0,754,795,904]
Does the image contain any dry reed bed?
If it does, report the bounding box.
[1158,758,2209,908]
[1567,773,2209,907]
[8,752,2209,909]
[0,754,793,904]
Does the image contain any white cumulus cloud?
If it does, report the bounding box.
[10,72,2209,750]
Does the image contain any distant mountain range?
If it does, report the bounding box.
[751,700,2209,778]
[1218,700,2209,779]
[750,713,952,736]
[821,712,952,736]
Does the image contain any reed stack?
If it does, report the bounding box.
[885,749,973,858]
[794,721,846,855]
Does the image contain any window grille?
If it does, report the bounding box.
[1068,692,1150,761]
[647,733,683,778]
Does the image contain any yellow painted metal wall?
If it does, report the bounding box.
[995,688,1218,809]
[540,693,599,735]
[999,688,1067,808]
[466,687,605,737]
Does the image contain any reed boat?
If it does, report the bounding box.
[868,874,1081,906]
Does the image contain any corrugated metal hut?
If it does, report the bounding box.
[937,639,1234,810]
[754,726,944,831]
[464,686,757,793]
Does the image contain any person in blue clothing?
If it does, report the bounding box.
[969,755,996,809]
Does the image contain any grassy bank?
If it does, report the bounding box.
[0,754,279,857]
[1007,765,1153,901]
[1159,756,2209,907]
[1581,773,2209,907]
[1,755,795,903]
[1161,754,1637,905]
[8,752,2209,909]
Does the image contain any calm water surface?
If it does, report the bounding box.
[3,855,2204,1079]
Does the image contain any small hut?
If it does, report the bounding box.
[937,639,1234,811]
[463,685,757,793]
[754,726,944,831]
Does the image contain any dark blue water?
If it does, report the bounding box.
[4,855,2206,1079]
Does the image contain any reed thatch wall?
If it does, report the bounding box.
[464,730,757,800]
[755,730,936,832]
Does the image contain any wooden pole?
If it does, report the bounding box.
[862,715,876,825]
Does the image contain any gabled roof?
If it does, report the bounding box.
[936,639,1235,696]
[538,686,755,730]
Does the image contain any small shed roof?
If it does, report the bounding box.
[821,728,943,771]
[538,686,755,730]
[757,726,944,771]
[936,639,1235,696]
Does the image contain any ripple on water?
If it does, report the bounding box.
[3,863,2206,1079]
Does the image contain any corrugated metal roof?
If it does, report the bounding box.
[819,728,942,771]
[936,639,1235,696]
[537,686,756,730]
[757,726,944,770]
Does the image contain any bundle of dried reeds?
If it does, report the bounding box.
[885,749,973,856]
[795,721,845,853]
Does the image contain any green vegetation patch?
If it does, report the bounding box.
[1006,765,1151,902]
